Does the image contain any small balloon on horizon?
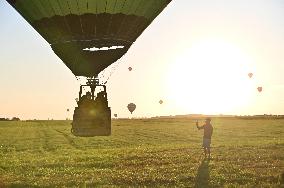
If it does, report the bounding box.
[127,103,136,114]
[257,87,263,92]
[128,67,132,71]
[159,100,163,104]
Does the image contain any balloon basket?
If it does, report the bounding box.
[71,81,111,137]
[71,106,111,137]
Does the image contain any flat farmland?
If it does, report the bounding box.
[0,118,283,187]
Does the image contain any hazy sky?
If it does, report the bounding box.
[0,0,284,120]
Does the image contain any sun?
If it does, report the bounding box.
[166,38,255,114]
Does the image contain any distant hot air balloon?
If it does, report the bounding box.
[67,109,70,112]
[248,73,253,78]
[159,100,163,104]
[127,103,136,114]
[257,87,263,92]
[128,67,133,71]
[114,114,118,118]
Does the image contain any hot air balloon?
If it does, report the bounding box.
[248,73,253,78]
[67,109,70,112]
[7,0,172,136]
[6,0,172,77]
[114,114,118,118]
[159,100,163,104]
[128,67,133,71]
[127,103,136,114]
[257,87,263,92]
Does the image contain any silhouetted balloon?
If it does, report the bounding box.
[248,73,253,78]
[114,114,118,118]
[7,0,172,77]
[128,67,132,71]
[257,87,263,92]
[127,103,136,114]
[159,100,163,104]
[67,109,70,112]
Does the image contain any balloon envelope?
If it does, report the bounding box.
[7,0,172,77]
[114,114,118,118]
[159,100,163,104]
[127,103,136,114]
[128,67,132,71]
[257,87,262,92]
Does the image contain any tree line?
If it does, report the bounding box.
[0,117,20,121]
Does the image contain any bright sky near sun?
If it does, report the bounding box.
[0,0,284,120]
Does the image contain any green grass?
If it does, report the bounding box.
[0,118,283,187]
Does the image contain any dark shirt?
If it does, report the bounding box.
[197,123,213,139]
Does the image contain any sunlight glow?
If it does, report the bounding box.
[166,38,255,114]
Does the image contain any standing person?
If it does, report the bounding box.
[196,117,213,158]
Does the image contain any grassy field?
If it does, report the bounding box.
[0,118,283,187]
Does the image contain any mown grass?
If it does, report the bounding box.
[0,118,283,187]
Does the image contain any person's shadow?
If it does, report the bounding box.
[194,158,210,188]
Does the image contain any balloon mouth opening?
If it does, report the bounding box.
[83,45,125,52]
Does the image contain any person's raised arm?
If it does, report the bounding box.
[196,121,204,130]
